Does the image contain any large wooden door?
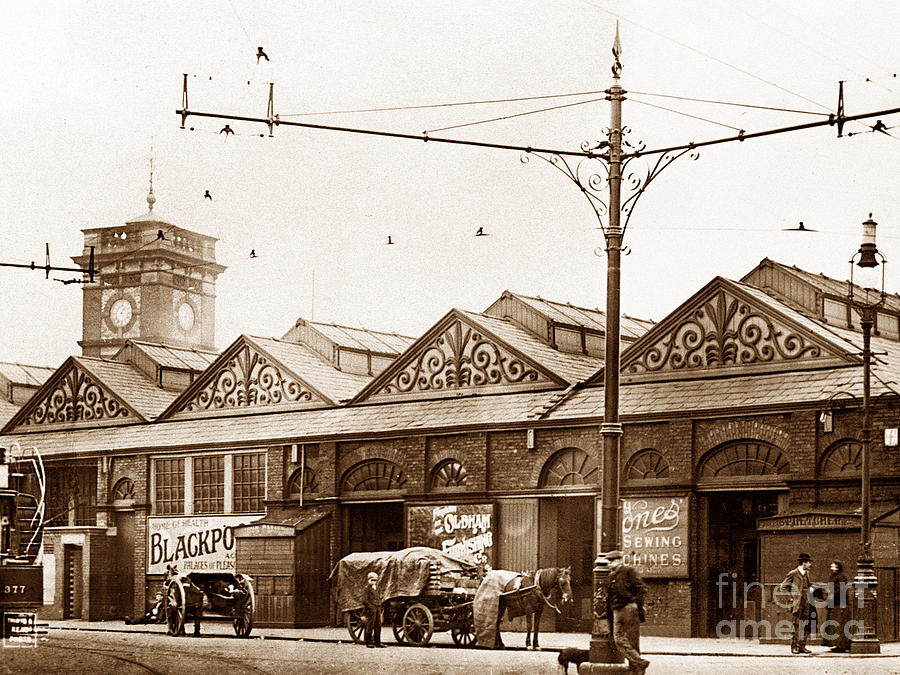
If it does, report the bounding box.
[344,503,403,552]
[539,496,593,632]
[296,517,331,626]
[113,511,135,618]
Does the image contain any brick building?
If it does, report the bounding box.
[2,205,899,640]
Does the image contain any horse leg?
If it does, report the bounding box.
[532,605,542,650]
[495,606,504,649]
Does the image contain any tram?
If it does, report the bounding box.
[0,443,45,638]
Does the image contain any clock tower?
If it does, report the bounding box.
[74,184,226,358]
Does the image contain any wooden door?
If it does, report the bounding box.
[113,511,135,618]
[295,517,331,626]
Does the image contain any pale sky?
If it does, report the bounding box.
[1,1,898,365]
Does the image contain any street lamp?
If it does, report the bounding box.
[847,213,884,654]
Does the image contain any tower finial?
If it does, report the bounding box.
[611,21,622,80]
[147,146,156,212]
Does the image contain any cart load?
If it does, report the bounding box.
[330,547,483,647]
[163,569,255,638]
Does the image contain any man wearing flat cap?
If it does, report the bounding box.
[779,553,814,654]
[363,571,385,648]
[604,550,649,674]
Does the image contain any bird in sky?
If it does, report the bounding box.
[220,124,234,137]
[872,120,890,135]
[257,47,269,63]
[782,222,817,232]
[249,249,257,258]
[204,190,212,201]
[386,236,395,245]
[475,227,489,236]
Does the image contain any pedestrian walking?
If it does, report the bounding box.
[822,560,851,653]
[605,550,650,674]
[778,552,814,654]
[363,571,385,648]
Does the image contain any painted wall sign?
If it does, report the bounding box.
[406,503,494,566]
[620,496,689,578]
[148,515,259,574]
[757,513,859,531]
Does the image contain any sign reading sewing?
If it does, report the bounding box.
[621,496,689,578]
[148,515,258,575]
[406,503,494,566]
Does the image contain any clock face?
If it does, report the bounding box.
[110,298,133,328]
[177,302,195,331]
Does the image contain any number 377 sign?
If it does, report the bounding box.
[597,496,689,578]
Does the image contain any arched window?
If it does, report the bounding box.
[430,459,468,489]
[624,449,670,480]
[539,448,599,487]
[820,439,862,476]
[342,459,407,492]
[287,467,319,498]
[112,477,135,502]
[698,440,790,479]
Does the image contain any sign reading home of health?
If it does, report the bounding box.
[148,515,259,575]
[621,496,689,578]
[406,503,494,566]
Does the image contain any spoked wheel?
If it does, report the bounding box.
[233,574,255,638]
[345,609,366,644]
[402,603,434,647]
[392,619,406,645]
[450,605,476,646]
[164,578,186,637]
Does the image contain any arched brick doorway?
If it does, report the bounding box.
[341,459,406,553]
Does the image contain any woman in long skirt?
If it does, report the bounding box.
[822,561,851,652]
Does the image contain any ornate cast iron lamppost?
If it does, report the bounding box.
[521,26,697,666]
[847,213,884,654]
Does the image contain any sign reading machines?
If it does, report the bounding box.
[148,515,258,574]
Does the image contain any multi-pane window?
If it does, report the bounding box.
[193,455,225,514]
[155,458,185,515]
[233,453,265,513]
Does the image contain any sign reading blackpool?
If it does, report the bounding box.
[620,496,689,578]
[148,515,258,575]
[406,503,494,566]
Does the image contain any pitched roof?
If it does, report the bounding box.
[286,320,414,355]
[0,362,55,388]
[117,340,218,372]
[501,292,655,340]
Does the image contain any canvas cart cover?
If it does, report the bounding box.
[473,569,520,647]
[330,546,476,613]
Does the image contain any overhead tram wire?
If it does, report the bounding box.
[628,98,746,132]
[626,91,829,117]
[424,96,607,134]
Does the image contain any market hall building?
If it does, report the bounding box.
[1,203,898,640]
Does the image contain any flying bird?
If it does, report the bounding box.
[204,190,212,201]
[475,227,489,237]
[220,124,234,137]
[872,120,890,135]
[783,222,817,232]
[257,47,269,63]
[249,249,257,258]
[386,236,395,245]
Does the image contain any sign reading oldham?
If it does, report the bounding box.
[148,515,258,574]
[407,503,494,566]
[621,496,689,578]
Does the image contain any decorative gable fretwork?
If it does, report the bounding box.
[377,320,545,395]
[185,344,317,411]
[22,364,130,426]
[626,289,824,374]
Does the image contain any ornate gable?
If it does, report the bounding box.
[622,279,851,377]
[178,340,323,413]
[12,359,135,428]
[364,313,554,399]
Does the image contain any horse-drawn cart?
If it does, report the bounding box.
[331,547,482,647]
[163,569,255,638]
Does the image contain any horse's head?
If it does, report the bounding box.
[557,566,573,606]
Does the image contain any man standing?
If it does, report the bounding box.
[605,550,650,674]
[779,552,814,655]
[363,571,385,648]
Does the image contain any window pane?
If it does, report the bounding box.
[193,456,224,514]
[155,458,185,515]
[233,453,265,513]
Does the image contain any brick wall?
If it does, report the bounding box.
[425,432,487,491]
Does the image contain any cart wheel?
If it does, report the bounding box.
[345,609,366,644]
[233,574,255,638]
[402,603,434,647]
[451,606,476,647]
[392,619,406,645]
[164,578,186,637]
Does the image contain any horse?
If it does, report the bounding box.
[494,567,572,650]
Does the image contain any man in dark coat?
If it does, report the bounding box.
[363,571,385,648]
[779,552,814,654]
[605,550,649,674]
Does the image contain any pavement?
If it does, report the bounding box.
[44,619,900,658]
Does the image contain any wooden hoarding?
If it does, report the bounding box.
[406,503,494,566]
